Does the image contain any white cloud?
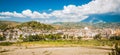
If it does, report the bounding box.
[22,9,51,18]
[0,0,120,23]
[57,0,120,16]
[0,11,25,18]
[79,0,120,14]
[22,9,32,17]
[47,0,120,23]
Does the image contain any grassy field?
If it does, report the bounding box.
[10,40,120,47]
[0,40,120,48]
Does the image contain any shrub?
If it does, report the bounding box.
[93,34,101,40]
[0,42,13,46]
[77,36,82,40]
[109,43,120,55]
[0,35,6,41]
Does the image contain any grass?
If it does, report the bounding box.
[0,40,119,47]
[13,40,120,47]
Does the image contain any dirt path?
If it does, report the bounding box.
[0,46,111,55]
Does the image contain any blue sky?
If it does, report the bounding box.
[0,0,120,23]
[0,0,91,12]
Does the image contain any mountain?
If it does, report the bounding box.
[52,22,120,29]
[53,13,120,29]
[53,22,93,29]
[82,14,120,23]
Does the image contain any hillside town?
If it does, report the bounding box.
[0,26,120,41]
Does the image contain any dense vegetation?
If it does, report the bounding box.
[21,34,61,42]
[17,33,85,42]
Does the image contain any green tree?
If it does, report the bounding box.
[93,34,101,40]
[77,36,82,40]
[109,43,120,55]
[109,36,120,40]
[23,35,34,42]
[69,36,74,40]
[0,35,5,41]
[18,34,24,41]
[23,34,62,42]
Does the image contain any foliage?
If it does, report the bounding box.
[22,34,62,42]
[0,35,5,41]
[109,43,120,55]
[77,36,82,40]
[22,34,83,42]
[109,36,120,40]
[46,34,61,40]
[93,34,101,40]
[18,34,24,41]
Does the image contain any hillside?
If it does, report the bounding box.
[0,20,20,30]
[0,20,54,30]
[17,21,54,30]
